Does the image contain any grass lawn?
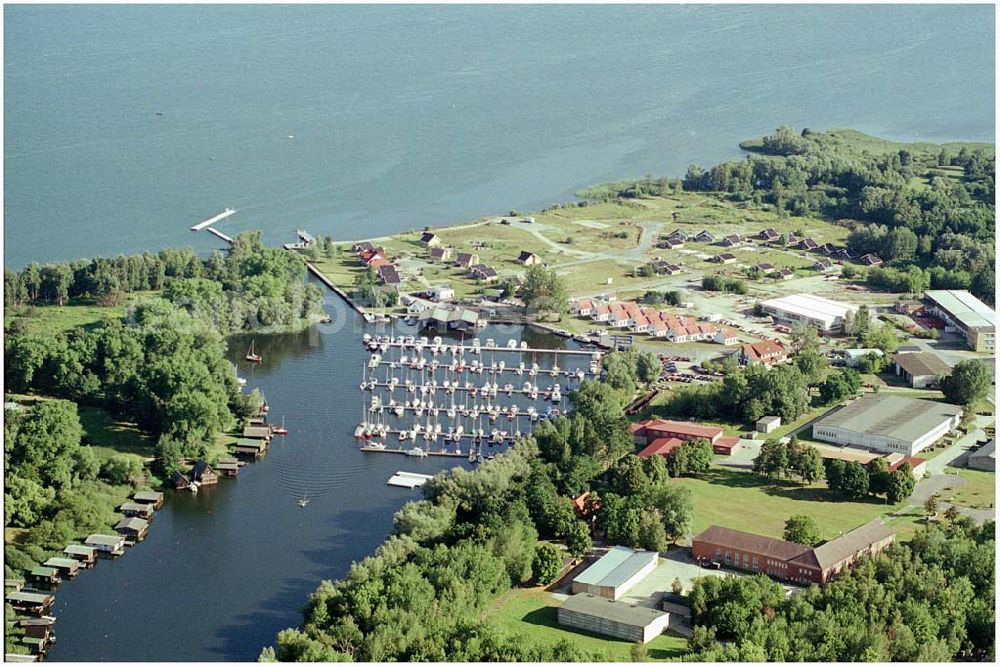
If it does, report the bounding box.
[4,301,125,335]
[79,405,155,460]
[483,587,688,661]
[673,465,901,541]
[943,468,996,510]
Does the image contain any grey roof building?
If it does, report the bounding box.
[812,394,962,456]
[571,546,658,600]
[968,439,995,472]
[558,593,670,644]
[892,352,951,388]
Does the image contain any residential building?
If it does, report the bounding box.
[426,285,455,302]
[714,328,739,345]
[419,232,441,247]
[713,253,737,264]
[738,339,787,366]
[759,293,858,333]
[469,264,498,282]
[924,290,996,352]
[558,594,670,644]
[517,250,542,266]
[636,437,685,459]
[811,394,962,456]
[377,264,401,285]
[813,258,834,271]
[859,253,883,267]
[694,230,715,243]
[573,299,595,317]
[753,263,775,273]
[798,238,819,251]
[571,546,659,600]
[691,520,895,585]
[454,252,479,268]
[892,352,951,388]
[758,228,780,242]
[428,246,452,263]
[771,267,795,280]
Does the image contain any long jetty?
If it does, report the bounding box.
[306,261,367,316]
[190,208,236,231]
[365,337,603,358]
[206,227,234,244]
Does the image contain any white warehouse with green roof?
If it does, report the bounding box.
[925,289,995,352]
[571,546,659,601]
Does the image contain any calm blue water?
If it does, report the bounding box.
[4,4,994,268]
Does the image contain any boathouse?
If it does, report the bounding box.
[26,567,59,589]
[233,438,267,459]
[132,490,164,509]
[85,533,126,557]
[62,544,97,567]
[5,590,54,616]
[115,517,150,543]
[118,501,155,520]
[43,557,80,579]
[192,460,219,485]
[172,470,192,490]
[243,425,272,440]
[216,456,240,477]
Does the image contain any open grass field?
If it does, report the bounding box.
[673,465,902,541]
[4,301,125,335]
[944,467,996,510]
[79,405,155,461]
[482,587,688,661]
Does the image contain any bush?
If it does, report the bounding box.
[531,543,562,584]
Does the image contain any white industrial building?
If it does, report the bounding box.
[924,290,995,352]
[571,546,658,601]
[812,394,962,456]
[759,294,858,333]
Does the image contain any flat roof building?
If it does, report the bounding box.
[571,546,658,601]
[759,293,858,333]
[924,290,995,352]
[558,594,670,644]
[812,394,962,456]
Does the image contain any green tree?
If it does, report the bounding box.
[886,463,916,504]
[564,520,592,558]
[839,461,870,498]
[783,515,821,546]
[532,543,563,584]
[940,360,991,406]
[521,264,569,318]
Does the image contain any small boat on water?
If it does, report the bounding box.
[246,340,262,363]
[298,495,310,508]
[272,417,289,436]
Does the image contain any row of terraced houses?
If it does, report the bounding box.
[573,299,739,344]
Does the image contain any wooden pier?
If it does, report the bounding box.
[206,227,234,244]
[361,444,481,458]
[365,336,602,358]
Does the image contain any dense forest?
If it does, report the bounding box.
[585,127,995,302]
[4,231,325,332]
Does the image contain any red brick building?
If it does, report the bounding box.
[630,419,741,457]
[691,520,895,585]
[738,339,788,366]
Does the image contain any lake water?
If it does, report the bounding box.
[4,4,994,268]
[46,287,583,662]
[6,4,995,661]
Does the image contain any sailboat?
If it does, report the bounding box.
[297,494,310,508]
[272,416,289,436]
[246,340,262,363]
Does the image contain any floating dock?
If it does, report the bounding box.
[190,208,236,231]
[387,471,435,488]
[206,227,234,244]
